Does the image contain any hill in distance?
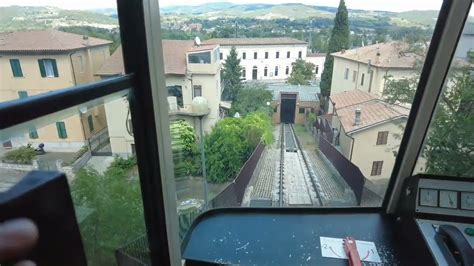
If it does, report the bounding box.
[0,6,118,32]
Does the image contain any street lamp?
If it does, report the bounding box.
[192,97,210,210]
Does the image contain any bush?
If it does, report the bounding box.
[109,156,137,171]
[3,146,36,164]
[205,111,273,183]
[229,82,273,117]
[170,120,200,178]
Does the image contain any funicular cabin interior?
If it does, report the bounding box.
[0,0,472,265]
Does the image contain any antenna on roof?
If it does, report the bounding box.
[194,36,201,47]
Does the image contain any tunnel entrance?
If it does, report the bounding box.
[280,93,297,124]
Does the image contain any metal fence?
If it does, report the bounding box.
[318,136,365,204]
[115,235,150,266]
[211,143,265,208]
[89,128,111,156]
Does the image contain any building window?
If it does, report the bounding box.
[219,52,223,60]
[167,85,183,107]
[188,52,211,64]
[10,59,23,77]
[276,51,279,58]
[56,122,68,139]
[242,52,246,60]
[193,85,202,98]
[264,66,268,77]
[285,66,290,75]
[298,51,302,59]
[361,73,365,86]
[376,131,389,145]
[29,128,39,139]
[344,68,349,80]
[38,59,59,77]
[252,66,258,80]
[274,66,279,76]
[242,68,246,79]
[311,108,315,113]
[315,66,319,74]
[18,91,28,99]
[287,51,290,58]
[299,107,305,114]
[87,115,94,133]
[371,161,383,176]
[265,52,268,59]
[254,52,257,59]
[273,106,278,112]
[352,70,357,82]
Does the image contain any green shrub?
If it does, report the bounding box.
[109,156,137,171]
[205,111,273,183]
[3,146,36,164]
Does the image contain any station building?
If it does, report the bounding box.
[267,84,320,125]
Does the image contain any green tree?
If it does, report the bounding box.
[230,83,273,116]
[383,67,473,177]
[319,0,350,97]
[288,59,316,85]
[170,120,200,177]
[72,157,146,265]
[221,46,243,101]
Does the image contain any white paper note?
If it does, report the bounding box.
[320,236,381,263]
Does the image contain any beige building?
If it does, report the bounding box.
[305,53,326,80]
[203,38,308,82]
[98,41,224,157]
[267,84,320,125]
[326,90,410,181]
[330,41,418,96]
[0,30,111,152]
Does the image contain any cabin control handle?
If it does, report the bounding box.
[436,225,474,266]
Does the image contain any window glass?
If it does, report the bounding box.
[10,59,23,77]
[413,8,473,178]
[242,52,246,59]
[254,52,257,59]
[188,52,211,64]
[193,85,202,97]
[275,66,279,76]
[18,91,28,99]
[276,51,279,58]
[265,52,268,59]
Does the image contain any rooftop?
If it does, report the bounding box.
[98,40,216,76]
[331,41,419,69]
[96,46,125,76]
[267,84,320,101]
[202,37,307,46]
[329,89,379,109]
[330,90,409,133]
[0,30,112,53]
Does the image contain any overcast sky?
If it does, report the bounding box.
[0,0,445,12]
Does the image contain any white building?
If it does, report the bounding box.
[203,37,308,82]
[97,41,224,157]
[330,41,418,96]
[305,52,326,80]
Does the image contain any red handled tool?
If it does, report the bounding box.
[343,237,362,266]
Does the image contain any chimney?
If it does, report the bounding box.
[82,36,89,46]
[354,108,362,126]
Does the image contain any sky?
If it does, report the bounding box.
[0,0,444,12]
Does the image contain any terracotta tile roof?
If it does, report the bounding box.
[307,52,326,57]
[330,89,409,133]
[162,40,194,75]
[329,89,379,109]
[332,41,420,69]
[96,46,125,76]
[0,30,111,53]
[203,37,307,46]
[97,40,213,76]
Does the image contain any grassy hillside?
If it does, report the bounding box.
[0,6,118,32]
[396,10,440,26]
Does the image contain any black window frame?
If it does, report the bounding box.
[299,107,305,114]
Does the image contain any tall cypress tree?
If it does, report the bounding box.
[221,46,243,101]
[320,0,350,97]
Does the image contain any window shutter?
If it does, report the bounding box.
[52,59,59,77]
[56,122,67,139]
[29,128,39,139]
[10,59,23,77]
[38,59,46,77]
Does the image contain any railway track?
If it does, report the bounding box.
[278,123,323,207]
